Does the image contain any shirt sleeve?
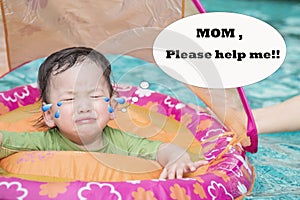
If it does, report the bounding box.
[126,132,163,160]
[0,131,48,159]
[104,127,163,160]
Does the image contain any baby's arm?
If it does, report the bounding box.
[0,131,49,159]
[157,143,207,179]
[0,131,15,159]
[0,131,19,159]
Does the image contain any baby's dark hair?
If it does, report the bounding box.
[38,46,114,103]
[36,46,114,128]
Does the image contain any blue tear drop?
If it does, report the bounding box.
[108,105,114,113]
[115,97,125,104]
[55,110,60,118]
[103,97,110,102]
[42,104,52,112]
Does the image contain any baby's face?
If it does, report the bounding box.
[44,61,113,146]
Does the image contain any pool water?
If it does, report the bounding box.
[200,0,300,199]
[0,1,299,199]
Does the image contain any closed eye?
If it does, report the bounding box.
[90,95,103,99]
[62,98,74,102]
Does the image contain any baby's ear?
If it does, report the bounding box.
[109,92,119,119]
[111,93,118,107]
[42,103,56,128]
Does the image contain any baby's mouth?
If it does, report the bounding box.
[75,117,96,125]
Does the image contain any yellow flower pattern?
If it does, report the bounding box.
[193,183,207,199]
[170,184,190,200]
[196,119,213,132]
[132,187,157,200]
[39,182,69,198]
[0,102,9,115]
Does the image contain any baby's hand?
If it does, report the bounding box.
[159,156,208,179]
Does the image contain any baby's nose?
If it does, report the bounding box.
[77,99,93,113]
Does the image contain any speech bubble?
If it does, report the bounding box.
[153,12,286,88]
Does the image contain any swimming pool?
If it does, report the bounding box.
[0,1,299,199]
[2,52,298,199]
[200,0,300,199]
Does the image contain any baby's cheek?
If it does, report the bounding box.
[94,101,109,112]
[61,104,75,113]
[57,107,75,121]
